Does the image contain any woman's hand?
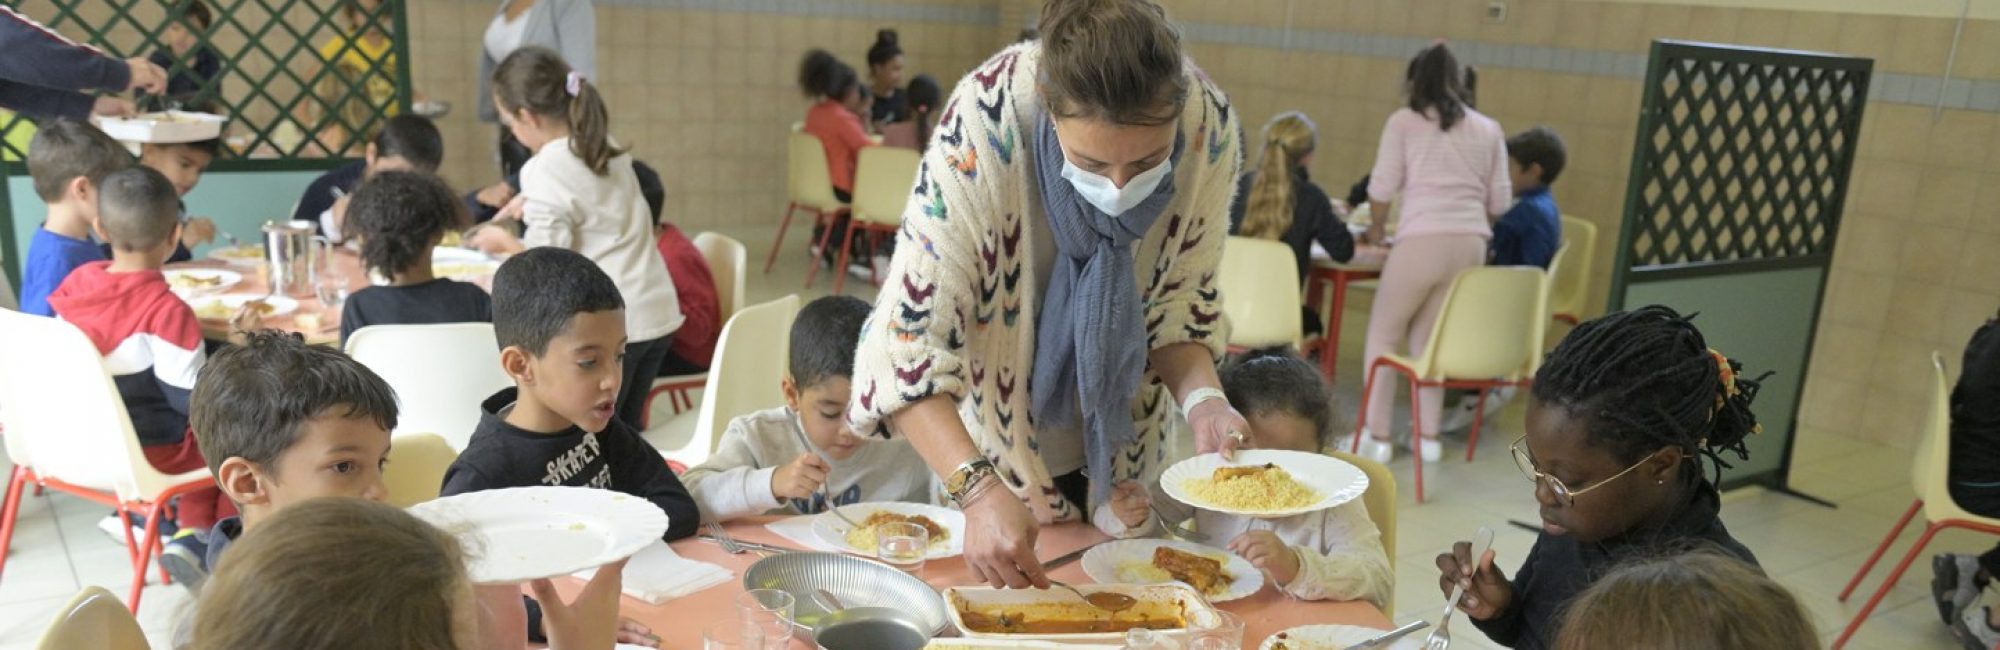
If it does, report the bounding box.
[1188,398,1253,460]
[530,557,629,650]
[1435,541,1511,621]
[962,482,1048,589]
[92,96,137,118]
[1229,530,1300,586]
[124,57,168,94]
[1109,480,1151,529]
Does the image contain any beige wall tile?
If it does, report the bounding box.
[1638,4,1694,45]
[1911,168,1979,229]
[1834,214,1908,275]
[1734,9,1792,50]
[1897,223,1967,285]
[1684,6,1740,45]
[1593,3,1646,53]
[1783,11,1842,54]
[1835,15,1897,66]
[1823,268,1894,331]
[1890,16,1955,75]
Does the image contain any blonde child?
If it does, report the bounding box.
[1100,354,1393,608]
[1556,550,1814,650]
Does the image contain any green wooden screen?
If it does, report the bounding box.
[1609,40,1872,497]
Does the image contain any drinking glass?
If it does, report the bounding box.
[703,619,764,650]
[875,521,928,573]
[315,272,349,311]
[737,588,795,650]
[1186,609,1244,649]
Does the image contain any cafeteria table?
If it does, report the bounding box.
[532,515,1395,648]
[1305,247,1387,381]
[168,247,495,345]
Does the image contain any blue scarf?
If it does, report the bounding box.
[1029,116,1184,507]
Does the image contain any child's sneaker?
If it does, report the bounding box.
[1439,386,1517,434]
[1936,554,1987,625]
[1954,604,2000,650]
[97,512,177,546]
[1418,437,1444,463]
[1358,436,1395,464]
[159,529,209,591]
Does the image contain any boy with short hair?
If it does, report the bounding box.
[19,118,128,316]
[1491,125,1566,269]
[173,329,400,588]
[47,166,256,560]
[146,0,222,111]
[291,114,445,241]
[137,137,222,258]
[684,296,929,522]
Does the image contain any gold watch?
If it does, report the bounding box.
[946,458,997,505]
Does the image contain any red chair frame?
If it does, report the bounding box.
[1831,498,2000,649]
[830,219,899,295]
[1349,355,1529,503]
[762,201,845,279]
[0,465,213,612]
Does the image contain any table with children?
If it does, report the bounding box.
[166,243,495,345]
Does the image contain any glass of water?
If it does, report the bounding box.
[703,619,764,650]
[736,588,794,650]
[315,272,349,311]
[875,521,928,573]
[1186,609,1244,649]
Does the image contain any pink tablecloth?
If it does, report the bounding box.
[531,516,1393,648]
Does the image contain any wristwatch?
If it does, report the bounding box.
[945,458,997,505]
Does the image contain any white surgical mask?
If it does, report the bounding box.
[1060,157,1173,217]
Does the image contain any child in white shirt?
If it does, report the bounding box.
[1097,354,1393,608]
[684,296,932,522]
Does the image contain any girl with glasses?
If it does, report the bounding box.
[1435,305,1766,649]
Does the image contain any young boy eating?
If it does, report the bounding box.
[683,296,929,522]
[338,171,491,344]
[19,119,128,317]
[290,114,444,241]
[137,136,221,259]
[146,0,221,111]
[47,166,257,565]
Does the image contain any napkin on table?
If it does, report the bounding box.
[573,541,732,604]
[763,514,851,553]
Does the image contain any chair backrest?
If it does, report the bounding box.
[383,432,458,508]
[851,147,922,229]
[345,323,512,451]
[1918,351,1977,523]
[693,232,748,324]
[1534,242,1571,373]
[686,295,802,467]
[1218,236,1303,349]
[0,310,193,501]
[36,586,148,650]
[788,131,843,212]
[1413,267,1547,381]
[1327,449,1396,574]
[1551,215,1598,318]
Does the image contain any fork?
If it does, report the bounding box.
[790,418,864,530]
[1425,526,1495,650]
[706,523,747,554]
[1152,504,1210,543]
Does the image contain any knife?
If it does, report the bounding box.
[698,536,806,555]
[1342,620,1428,650]
[1041,543,1099,570]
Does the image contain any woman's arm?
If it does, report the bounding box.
[892,396,1048,590]
[1363,113,1407,245]
[551,0,597,79]
[1484,126,1513,221]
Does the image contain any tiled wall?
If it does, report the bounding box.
[397,0,1997,449]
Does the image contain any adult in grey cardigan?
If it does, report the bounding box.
[477,0,595,177]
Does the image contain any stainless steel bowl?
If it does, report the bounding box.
[741,552,951,635]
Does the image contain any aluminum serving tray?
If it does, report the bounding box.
[741,551,952,635]
[944,583,1217,644]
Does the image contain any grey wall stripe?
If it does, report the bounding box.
[590,1,1999,113]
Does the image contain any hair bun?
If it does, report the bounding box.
[876,29,899,45]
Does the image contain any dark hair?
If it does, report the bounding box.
[1461,64,1479,109]
[789,295,871,389]
[96,167,181,251]
[371,114,444,173]
[1507,126,1568,185]
[154,137,222,159]
[867,29,903,68]
[493,47,625,175]
[348,171,463,281]
[1017,27,1039,42]
[1556,550,1817,650]
[491,247,623,356]
[906,74,943,147]
[798,49,860,100]
[189,330,399,479]
[1038,0,1187,127]
[1220,352,1334,448]
[172,0,213,30]
[26,119,129,202]
[1405,43,1468,131]
[632,160,665,223]
[191,498,464,650]
[1531,305,1766,484]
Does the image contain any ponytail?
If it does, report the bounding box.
[1240,111,1316,241]
[492,47,625,175]
[1405,43,1466,131]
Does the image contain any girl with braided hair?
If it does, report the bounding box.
[1434,305,1764,649]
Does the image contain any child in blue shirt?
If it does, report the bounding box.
[19,119,129,316]
[1490,126,1566,268]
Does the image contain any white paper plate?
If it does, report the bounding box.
[205,244,266,265]
[1080,538,1263,603]
[1260,624,1422,650]
[95,111,225,143]
[1161,450,1368,518]
[190,294,297,321]
[810,502,966,559]
[408,485,668,585]
[163,268,242,298]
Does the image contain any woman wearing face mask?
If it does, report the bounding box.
[847,0,1246,590]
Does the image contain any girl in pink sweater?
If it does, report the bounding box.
[1356,42,1511,464]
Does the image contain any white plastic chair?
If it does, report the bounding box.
[646,295,801,469]
[1219,236,1304,350]
[1551,215,1597,325]
[764,131,848,276]
[1832,352,2000,648]
[0,310,212,612]
[1349,266,1547,503]
[35,586,148,650]
[832,146,921,294]
[0,246,17,311]
[643,232,749,425]
[344,323,511,451]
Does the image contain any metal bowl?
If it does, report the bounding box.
[741,552,951,635]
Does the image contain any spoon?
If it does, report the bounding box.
[1049,580,1137,613]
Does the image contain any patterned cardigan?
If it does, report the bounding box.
[848,42,1244,524]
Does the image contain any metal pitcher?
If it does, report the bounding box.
[262,220,330,297]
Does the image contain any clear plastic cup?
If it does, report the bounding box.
[1186,609,1244,649]
[703,619,765,650]
[875,521,928,573]
[737,588,795,650]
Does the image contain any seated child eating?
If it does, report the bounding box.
[1100,353,1393,607]
[683,295,929,522]
[291,114,444,241]
[166,329,398,590]
[134,135,221,261]
[1436,305,1762,649]
[48,167,258,554]
[339,170,491,344]
[20,118,128,317]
